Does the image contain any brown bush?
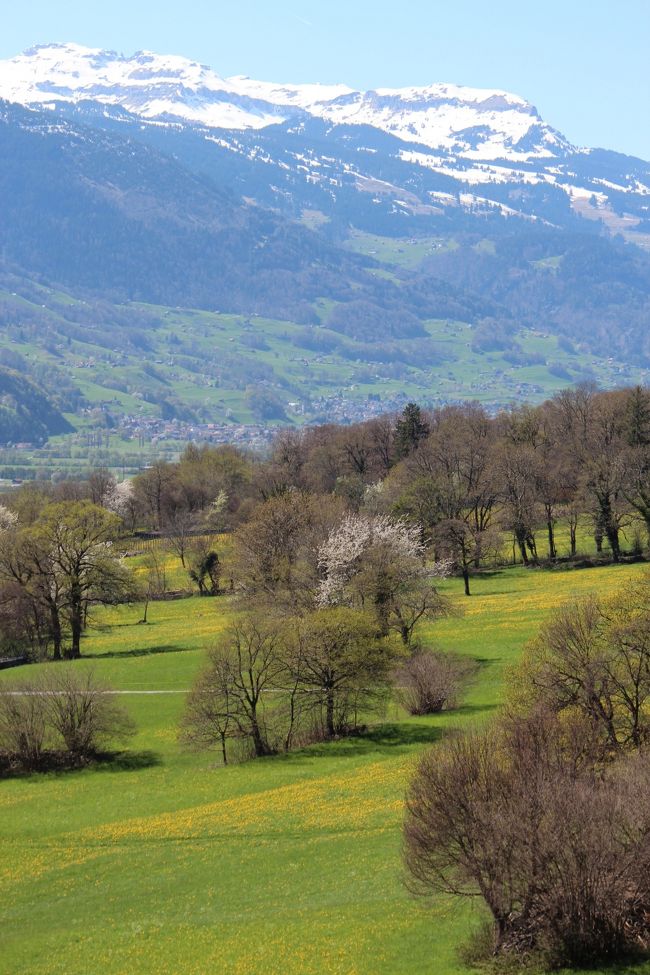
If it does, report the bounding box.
[0,685,49,770]
[404,710,650,965]
[0,668,135,771]
[42,668,135,762]
[395,650,474,715]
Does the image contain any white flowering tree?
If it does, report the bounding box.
[105,479,139,532]
[0,505,18,533]
[318,514,450,646]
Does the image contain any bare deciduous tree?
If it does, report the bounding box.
[404,710,650,965]
[42,668,135,763]
[0,683,48,770]
[0,670,135,771]
[180,653,236,764]
[139,547,168,623]
[165,509,195,568]
[181,619,286,760]
[231,492,345,609]
[395,650,474,715]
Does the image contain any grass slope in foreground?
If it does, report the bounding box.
[2,562,650,975]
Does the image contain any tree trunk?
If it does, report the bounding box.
[492,915,509,955]
[606,525,621,562]
[69,586,83,658]
[70,613,82,658]
[462,566,471,596]
[515,529,529,565]
[326,690,336,737]
[473,523,482,569]
[50,605,62,661]
[374,581,391,636]
[547,518,556,561]
[249,712,269,757]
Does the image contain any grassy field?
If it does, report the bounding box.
[1,560,650,975]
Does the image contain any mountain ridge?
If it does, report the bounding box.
[0,42,572,160]
[1,42,647,251]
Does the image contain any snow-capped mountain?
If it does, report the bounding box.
[2,53,650,429]
[0,43,648,247]
[0,42,569,161]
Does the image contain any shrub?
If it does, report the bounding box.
[0,668,135,771]
[0,684,48,770]
[403,710,650,966]
[395,650,474,715]
[42,668,135,762]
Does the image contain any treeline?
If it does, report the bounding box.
[2,381,649,663]
[131,383,650,589]
[2,380,650,648]
[5,381,645,589]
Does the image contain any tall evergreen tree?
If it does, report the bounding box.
[395,403,429,458]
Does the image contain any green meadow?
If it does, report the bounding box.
[2,559,650,975]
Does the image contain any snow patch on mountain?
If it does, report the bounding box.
[0,43,572,161]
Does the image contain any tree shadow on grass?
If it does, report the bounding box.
[539,954,650,975]
[93,749,163,773]
[278,701,499,764]
[457,703,498,718]
[0,749,162,780]
[281,721,447,763]
[84,645,191,659]
[588,956,650,973]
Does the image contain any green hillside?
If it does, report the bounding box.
[0,261,646,469]
[0,365,72,444]
[1,558,648,975]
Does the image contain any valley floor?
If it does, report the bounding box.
[1,562,649,974]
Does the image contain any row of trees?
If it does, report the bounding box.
[120,384,650,596]
[8,382,649,605]
[3,381,650,659]
[404,576,650,966]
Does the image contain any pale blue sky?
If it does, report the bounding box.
[2,0,649,158]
